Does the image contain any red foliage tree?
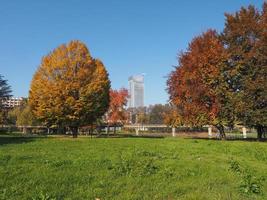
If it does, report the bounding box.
[167,30,227,138]
[106,88,128,133]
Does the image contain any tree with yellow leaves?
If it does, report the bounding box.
[29,40,110,137]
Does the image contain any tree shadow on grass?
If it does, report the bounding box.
[0,136,38,146]
[95,133,164,139]
[185,137,267,142]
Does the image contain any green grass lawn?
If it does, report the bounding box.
[0,135,267,200]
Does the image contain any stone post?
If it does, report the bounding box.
[242,127,247,139]
[172,127,176,137]
[135,128,139,136]
[23,126,27,134]
[208,126,212,138]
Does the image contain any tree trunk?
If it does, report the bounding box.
[216,124,226,140]
[256,125,264,141]
[113,124,116,134]
[71,127,78,138]
[107,125,110,137]
[90,125,93,138]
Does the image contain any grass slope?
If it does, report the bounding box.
[0,136,267,200]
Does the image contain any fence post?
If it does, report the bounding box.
[172,127,176,137]
[242,127,247,139]
[135,128,139,136]
[23,126,27,134]
[208,126,212,138]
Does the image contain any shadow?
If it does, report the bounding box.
[0,135,39,146]
[95,133,164,139]
[185,137,267,142]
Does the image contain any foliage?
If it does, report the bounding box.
[0,75,12,101]
[32,192,56,200]
[128,104,172,125]
[221,3,267,138]
[0,110,8,125]
[167,30,227,138]
[228,159,265,195]
[106,88,128,125]
[148,104,171,124]
[0,75,12,124]
[8,99,38,126]
[163,106,183,127]
[29,41,110,135]
[0,136,267,199]
[136,109,150,124]
[167,3,267,139]
[127,107,148,124]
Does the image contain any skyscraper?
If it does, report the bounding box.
[128,74,144,108]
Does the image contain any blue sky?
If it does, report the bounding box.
[0,0,263,105]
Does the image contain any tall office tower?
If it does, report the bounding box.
[128,74,144,108]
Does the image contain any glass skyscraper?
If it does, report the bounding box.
[128,74,144,108]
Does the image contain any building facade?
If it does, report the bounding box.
[128,75,144,108]
[1,97,23,109]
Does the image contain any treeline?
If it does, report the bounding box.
[167,3,267,139]
[1,3,266,140]
[128,104,172,125]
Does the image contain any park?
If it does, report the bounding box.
[0,1,267,200]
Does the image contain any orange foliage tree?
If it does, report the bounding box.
[29,40,110,137]
[167,30,227,138]
[106,88,128,133]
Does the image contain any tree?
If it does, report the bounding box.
[29,40,110,137]
[221,4,267,139]
[0,75,12,125]
[167,30,228,139]
[8,99,38,126]
[0,75,12,101]
[163,105,183,128]
[148,104,170,124]
[106,88,128,133]
[126,107,148,124]
[137,109,150,124]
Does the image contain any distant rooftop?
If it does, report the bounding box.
[128,74,144,82]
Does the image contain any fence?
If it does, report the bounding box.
[0,124,260,139]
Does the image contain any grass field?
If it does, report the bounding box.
[0,135,267,200]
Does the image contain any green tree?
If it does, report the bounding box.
[221,4,267,139]
[29,40,110,137]
[0,75,12,101]
[8,99,38,126]
[0,75,12,125]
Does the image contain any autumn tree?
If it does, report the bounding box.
[106,88,128,133]
[163,105,183,128]
[148,104,171,124]
[167,30,228,138]
[127,107,148,124]
[29,40,110,137]
[221,4,267,139]
[137,109,150,124]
